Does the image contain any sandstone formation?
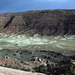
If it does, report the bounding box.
[0,66,46,75]
[0,9,75,35]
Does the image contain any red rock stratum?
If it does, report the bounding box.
[0,9,75,35]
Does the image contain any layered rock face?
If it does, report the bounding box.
[0,9,75,35]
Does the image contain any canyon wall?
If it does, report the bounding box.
[0,9,75,36]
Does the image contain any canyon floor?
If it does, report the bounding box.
[0,33,75,75]
[0,34,75,56]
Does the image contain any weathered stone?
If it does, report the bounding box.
[0,9,75,36]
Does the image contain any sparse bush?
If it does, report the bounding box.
[36,65,49,74]
[5,63,8,67]
[21,67,30,71]
[59,59,71,66]
[0,64,2,66]
[12,66,19,69]
[65,65,75,75]
[8,64,12,68]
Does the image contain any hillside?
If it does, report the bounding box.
[0,9,75,36]
[0,10,75,75]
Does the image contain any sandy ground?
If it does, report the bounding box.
[0,66,46,75]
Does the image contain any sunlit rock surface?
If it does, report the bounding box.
[0,66,46,75]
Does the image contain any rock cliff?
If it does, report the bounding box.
[0,9,75,36]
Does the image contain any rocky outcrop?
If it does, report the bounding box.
[0,66,46,75]
[0,9,75,35]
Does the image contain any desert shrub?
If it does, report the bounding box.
[21,67,30,71]
[5,63,8,67]
[59,59,71,66]
[36,65,49,74]
[12,66,19,69]
[7,64,12,68]
[0,64,2,66]
[65,65,75,75]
